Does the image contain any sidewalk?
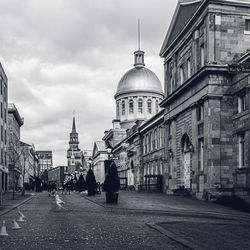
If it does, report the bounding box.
[0,191,34,216]
[81,190,250,219]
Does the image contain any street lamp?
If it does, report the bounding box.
[107,147,112,160]
[88,158,92,169]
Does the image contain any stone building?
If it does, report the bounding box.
[159,0,250,201]
[8,103,24,190]
[47,166,65,188]
[140,110,166,191]
[103,44,164,182]
[66,116,83,174]
[82,149,93,178]
[20,142,38,190]
[0,63,8,194]
[37,150,53,175]
[92,141,108,184]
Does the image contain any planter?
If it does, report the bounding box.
[106,192,119,204]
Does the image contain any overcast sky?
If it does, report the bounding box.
[1,0,178,167]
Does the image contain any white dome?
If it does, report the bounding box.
[115,67,163,97]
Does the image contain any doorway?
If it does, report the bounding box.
[182,134,191,189]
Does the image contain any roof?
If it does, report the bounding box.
[115,67,163,98]
[94,141,106,152]
[8,103,24,127]
[160,0,202,56]
[20,141,31,147]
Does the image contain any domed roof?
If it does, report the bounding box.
[115,66,163,97]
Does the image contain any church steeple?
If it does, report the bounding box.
[69,115,79,151]
[67,114,83,174]
[134,19,145,68]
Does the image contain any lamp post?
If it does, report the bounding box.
[107,147,112,160]
[88,158,92,170]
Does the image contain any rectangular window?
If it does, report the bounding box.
[168,121,172,138]
[1,148,3,164]
[238,133,245,168]
[170,75,173,94]
[116,103,119,117]
[147,100,152,114]
[1,103,2,118]
[4,86,7,101]
[200,44,205,67]
[187,58,191,78]
[150,132,155,150]
[122,101,125,115]
[155,129,158,150]
[146,134,149,153]
[197,104,204,121]
[238,94,246,113]
[138,99,143,113]
[245,19,250,31]
[198,138,204,171]
[180,65,184,85]
[159,128,163,148]
[129,100,134,114]
[0,79,2,95]
[1,125,3,142]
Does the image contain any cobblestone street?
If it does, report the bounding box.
[1,191,250,249]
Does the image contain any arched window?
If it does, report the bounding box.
[138,99,143,113]
[155,100,159,113]
[129,99,134,114]
[147,99,152,114]
[122,100,125,115]
[116,102,119,117]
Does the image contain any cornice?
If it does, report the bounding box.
[160,64,228,107]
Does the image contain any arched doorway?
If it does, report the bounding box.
[181,134,192,189]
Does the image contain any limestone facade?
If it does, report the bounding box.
[160,0,250,201]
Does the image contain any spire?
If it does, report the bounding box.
[134,19,145,68]
[138,19,140,50]
[72,116,76,133]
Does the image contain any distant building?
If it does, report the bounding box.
[0,63,8,193]
[82,149,92,177]
[8,103,24,190]
[92,141,108,184]
[20,142,38,190]
[47,166,65,188]
[37,150,53,175]
[66,116,83,174]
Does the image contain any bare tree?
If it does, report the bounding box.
[8,132,25,199]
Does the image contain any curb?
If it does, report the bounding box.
[80,194,105,208]
[80,194,250,221]
[0,194,35,217]
[146,222,201,250]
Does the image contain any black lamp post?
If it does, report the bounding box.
[88,158,92,169]
[107,147,112,160]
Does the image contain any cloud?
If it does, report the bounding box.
[1,0,178,166]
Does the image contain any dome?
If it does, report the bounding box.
[115,66,163,97]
